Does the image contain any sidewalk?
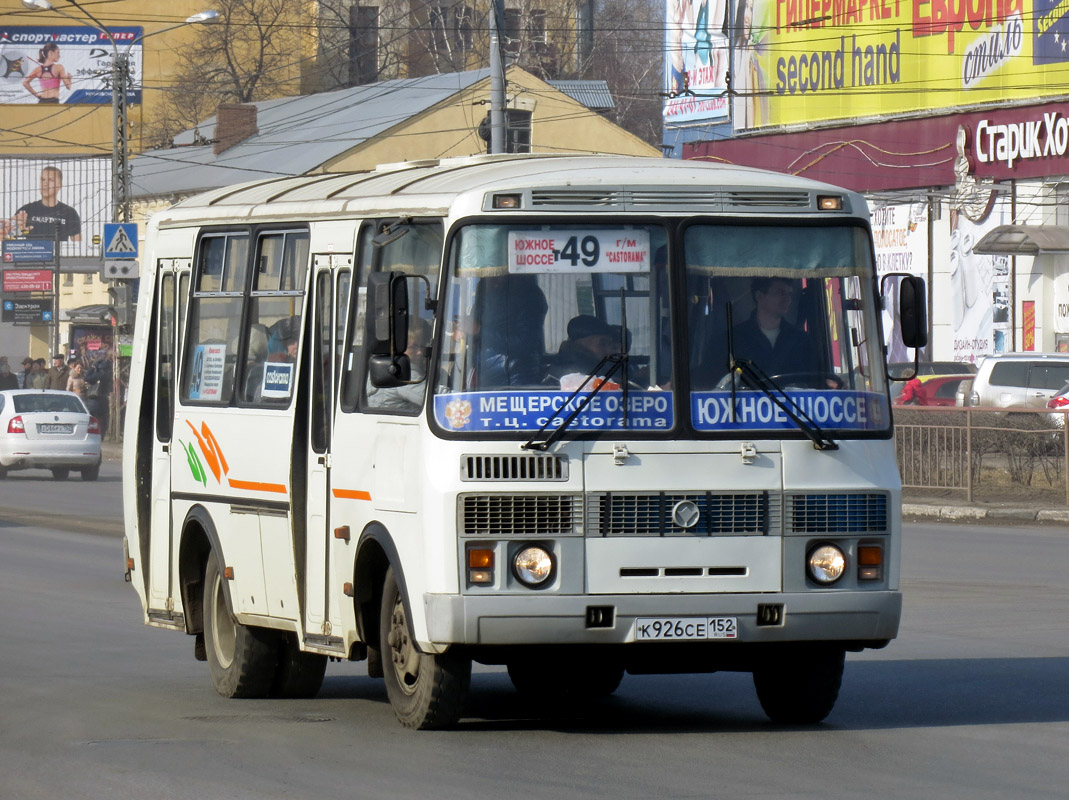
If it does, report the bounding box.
[902,496,1069,524]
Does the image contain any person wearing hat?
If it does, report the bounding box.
[547,314,629,382]
[46,353,69,390]
[28,358,49,389]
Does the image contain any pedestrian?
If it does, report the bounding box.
[0,360,18,390]
[19,357,34,388]
[85,358,112,437]
[65,357,86,400]
[29,358,49,389]
[46,352,69,390]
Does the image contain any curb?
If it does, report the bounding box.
[902,502,1060,523]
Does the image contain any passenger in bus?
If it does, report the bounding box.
[546,315,630,386]
[731,277,818,378]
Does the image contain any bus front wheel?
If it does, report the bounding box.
[380,567,470,729]
[752,645,845,724]
[203,556,277,698]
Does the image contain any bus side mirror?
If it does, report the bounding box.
[898,275,928,349]
[367,271,411,388]
[368,271,409,357]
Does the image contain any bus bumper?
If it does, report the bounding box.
[423,590,901,649]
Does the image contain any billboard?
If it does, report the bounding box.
[0,26,142,105]
[870,203,929,363]
[731,0,1069,132]
[664,0,730,125]
[1,156,109,262]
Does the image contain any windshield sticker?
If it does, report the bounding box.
[691,391,888,431]
[508,230,650,274]
[187,343,226,401]
[436,390,673,432]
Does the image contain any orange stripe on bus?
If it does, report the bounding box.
[332,488,372,501]
[227,478,287,494]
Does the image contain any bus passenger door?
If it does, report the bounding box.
[303,256,351,648]
[148,260,189,617]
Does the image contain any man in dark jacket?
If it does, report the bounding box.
[731,277,818,378]
[85,358,112,437]
[46,353,69,390]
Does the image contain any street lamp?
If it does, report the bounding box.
[21,1,218,223]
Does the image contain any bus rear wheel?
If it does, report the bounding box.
[380,567,470,729]
[203,556,277,698]
[752,645,845,724]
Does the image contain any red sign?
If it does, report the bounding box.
[2,269,53,293]
[1022,301,1035,351]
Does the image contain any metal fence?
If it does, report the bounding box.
[894,407,1069,506]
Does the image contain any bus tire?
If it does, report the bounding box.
[380,566,470,729]
[203,556,277,698]
[271,638,327,699]
[507,657,624,699]
[752,645,844,724]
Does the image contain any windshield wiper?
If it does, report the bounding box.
[522,353,627,451]
[725,304,838,451]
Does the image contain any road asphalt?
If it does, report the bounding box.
[99,442,1069,525]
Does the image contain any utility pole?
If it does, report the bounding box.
[112,52,132,224]
[489,0,506,155]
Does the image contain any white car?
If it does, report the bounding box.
[0,390,102,481]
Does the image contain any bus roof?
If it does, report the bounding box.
[153,154,868,227]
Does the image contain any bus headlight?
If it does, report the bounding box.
[512,545,554,588]
[807,544,846,584]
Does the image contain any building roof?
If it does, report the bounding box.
[546,80,614,110]
[131,70,491,200]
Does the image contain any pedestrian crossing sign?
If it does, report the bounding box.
[103,222,139,259]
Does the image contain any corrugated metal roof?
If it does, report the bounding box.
[131,70,490,200]
[546,80,615,110]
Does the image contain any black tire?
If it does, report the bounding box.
[203,556,278,698]
[80,464,100,481]
[507,657,624,699]
[753,646,845,724]
[51,467,69,481]
[271,637,327,699]
[0,465,7,479]
[380,566,470,729]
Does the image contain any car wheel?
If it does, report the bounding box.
[80,464,100,481]
[51,468,70,481]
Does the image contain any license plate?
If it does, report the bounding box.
[38,423,73,434]
[634,616,738,641]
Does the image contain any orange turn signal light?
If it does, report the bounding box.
[468,548,494,569]
[857,545,883,566]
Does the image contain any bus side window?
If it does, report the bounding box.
[239,231,308,406]
[182,233,248,404]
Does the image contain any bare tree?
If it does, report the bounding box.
[144,0,306,147]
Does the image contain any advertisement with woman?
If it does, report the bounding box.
[0,25,142,105]
[948,201,1012,364]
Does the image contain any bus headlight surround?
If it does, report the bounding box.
[512,544,555,588]
[807,543,846,585]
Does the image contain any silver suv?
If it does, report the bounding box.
[964,353,1069,408]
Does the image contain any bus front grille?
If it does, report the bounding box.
[460,494,583,536]
[460,453,568,481]
[786,492,889,533]
[586,492,776,537]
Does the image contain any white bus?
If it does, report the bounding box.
[123,155,924,729]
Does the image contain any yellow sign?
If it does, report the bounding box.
[735,0,1066,130]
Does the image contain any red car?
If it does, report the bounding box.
[893,374,972,407]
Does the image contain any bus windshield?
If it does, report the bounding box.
[435,223,674,434]
[433,220,889,437]
[684,223,889,435]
